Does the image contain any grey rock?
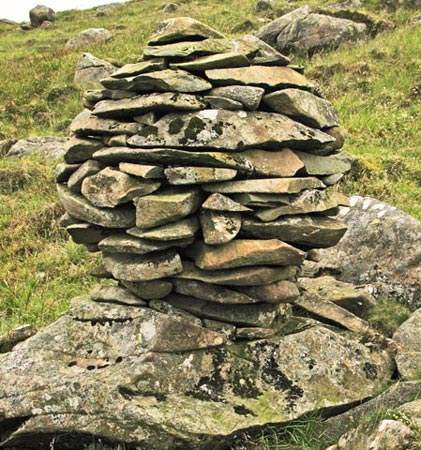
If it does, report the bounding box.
[241,148,305,177]
[119,162,163,179]
[0,139,17,157]
[294,150,352,175]
[29,5,56,27]
[121,279,173,300]
[200,210,242,245]
[91,285,147,306]
[204,95,244,110]
[165,166,237,185]
[67,159,103,193]
[231,193,291,207]
[201,193,252,212]
[256,0,274,12]
[110,59,166,79]
[148,300,203,326]
[66,223,114,244]
[128,216,199,241]
[55,162,80,183]
[83,88,137,109]
[236,280,300,304]
[243,34,291,66]
[235,327,276,340]
[65,28,112,51]
[0,324,37,352]
[171,52,250,71]
[64,136,103,163]
[6,136,68,161]
[162,3,179,13]
[74,53,116,89]
[207,85,265,110]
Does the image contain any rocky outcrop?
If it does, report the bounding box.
[65,28,112,51]
[29,5,56,27]
[5,136,68,160]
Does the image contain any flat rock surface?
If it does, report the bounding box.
[91,285,147,306]
[6,136,68,161]
[127,109,334,151]
[165,166,237,184]
[128,216,199,241]
[201,193,252,212]
[207,85,265,110]
[200,210,242,245]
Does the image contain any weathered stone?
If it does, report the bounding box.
[119,162,164,179]
[322,173,345,186]
[65,28,112,51]
[83,89,136,109]
[206,65,315,91]
[200,210,242,245]
[98,233,192,255]
[243,215,347,248]
[207,85,265,110]
[57,184,135,228]
[254,189,349,221]
[243,34,291,66]
[203,177,325,194]
[134,188,202,228]
[398,399,421,427]
[0,324,37,352]
[66,223,114,244]
[298,276,376,318]
[91,285,147,306]
[6,136,68,161]
[204,96,243,110]
[103,251,183,281]
[29,5,56,27]
[93,92,206,119]
[103,134,127,146]
[165,166,237,185]
[110,59,166,79]
[190,239,305,270]
[393,309,421,380]
[256,0,274,11]
[176,260,297,286]
[128,216,199,241]
[101,69,212,93]
[59,212,80,228]
[236,280,300,304]
[67,159,103,193]
[81,167,161,208]
[147,16,225,45]
[171,52,250,70]
[148,300,203,326]
[165,294,281,327]
[0,139,17,157]
[93,147,254,172]
[172,279,260,304]
[264,88,340,128]
[55,163,81,183]
[294,150,352,175]
[235,327,276,340]
[143,38,257,59]
[127,110,334,151]
[315,196,421,310]
[319,126,346,153]
[133,111,159,125]
[121,279,173,300]
[231,192,290,207]
[203,319,236,337]
[201,193,252,212]
[65,137,103,163]
[74,53,116,89]
[242,148,305,177]
[162,3,179,13]
[69,109,139,138]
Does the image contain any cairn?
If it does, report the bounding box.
[57,16,352,342]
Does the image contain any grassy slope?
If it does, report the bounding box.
[0,0,420,336]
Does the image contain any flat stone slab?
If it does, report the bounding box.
[91,285,147,306]
[103,250,183,281]
[170,52,250,70]
[119,162,164,179]
[127,109,334,151]
[207,85,265,110]
[189,239,305,270]
[110,59,165,79]
[175,260,297,286]
[294,150,352,176]
[128,216,199,241]
[242,215,348,248]
[204,95,243,110]
[205,65,315,91]
[67,159,103,193]
[235,280,300,304]
[93,93,206,119]
[241,149,304,177]
[134,188,202,228]
[57,184,135,228]
[201,193,252,212]
[164,166,237,185]
[64,137,104,163]
[81,167,161,207]
[66,223,114,244]
[121,279,173,300]
[56,163,82,183]
[200,210,242,245]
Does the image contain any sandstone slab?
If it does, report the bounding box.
[200,210,242,245]
[207,85,265,110]
[119,162,164,179]
[128,216,199,241]
[171,52,250,71]
[201,193,252,212]
[236,280,300,304]
[165,166,237,185]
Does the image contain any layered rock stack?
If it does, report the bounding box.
[57,16,353,341]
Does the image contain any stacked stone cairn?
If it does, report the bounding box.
[57,17,353,343]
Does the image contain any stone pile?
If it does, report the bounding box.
[57,16,353,341]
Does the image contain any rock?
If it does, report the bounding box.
[95,4,120,17]
[263,88,340,128]
[57,184,135,228]
[294,150,352,175]
[83,89,137,109]
[0,19,18,27]
[65,28,112,51]
[148,300,203,326]
[0,324,37,352]
[204,95,244,110]
[206,65,315,91]
[165,166,237,185]
[241,148,304,177]
[203,177,325,194]
[190,239,305,270]
[128,109,333,151]
[200,210,242,244]
[256,0,274,12]
[74,53,116,89]
[242,215,347,248]
[147,16,225,45]
[0,321,394,449]
[172,279,259,304]
[128,216,199,241]
[81,167,161,208]
[236,280,300,304]
[39,20,52,29]
[207,85,265,110]
[91,285,147,306]
[55,162,81,183]
[93,92,206,119]
[412,14,421,25]
[64,137,104,164]
[398,399,421,427]
[256,6,367,56]
[203,319,236,337]
[6,136,68,160]
[393,309,421,380]
[319,126,346,153]
[0,139,17,157]
[243,34,291,66]
[66,223,113,244]
[315,197,421,310]
[162,3,179,13]
[201,193,252,212]
[110,59,165,79]
[119,162,163,179]
[29,5,56,27]
[134,188,202,228]
[121,279,173,300]
[103,251,183,281]
[98,233,192,255]
[171,52,250,71]
[67,159,103,193]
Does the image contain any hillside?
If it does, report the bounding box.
[0,0,420,339]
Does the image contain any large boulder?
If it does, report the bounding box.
[65,28,112,51]
[307,196,421,310]
[255,6,368,56]
[74,53,117,89]
[29,5,56,27]
[5,136,68,160]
